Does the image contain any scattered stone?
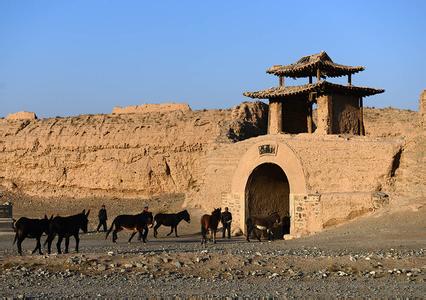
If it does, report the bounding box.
[97,265,107,271]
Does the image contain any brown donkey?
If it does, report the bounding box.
[200,208,221,245]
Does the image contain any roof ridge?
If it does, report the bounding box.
[267,52,364,78]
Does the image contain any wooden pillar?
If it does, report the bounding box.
[359,97,365,135]
[309,76,312,84]
[307,102,313,133]
[279,76,285,87]
[316,68,321,82]
[348,74,352,86]
[268,100,283,134]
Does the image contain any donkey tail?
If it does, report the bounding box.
[12,232,18,245]
[105,220,115,240]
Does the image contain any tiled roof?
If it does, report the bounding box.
[243,81,384,99]
[267,51,364,78]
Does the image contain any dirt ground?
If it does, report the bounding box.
[0,201,424,298]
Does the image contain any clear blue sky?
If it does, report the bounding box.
[1,1,425,117]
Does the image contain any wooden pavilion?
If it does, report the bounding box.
[244,51,384,135]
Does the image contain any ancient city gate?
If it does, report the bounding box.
[230,139,310,236]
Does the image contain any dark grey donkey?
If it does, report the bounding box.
[13,215,53,255]
[246,212,280,242]
[45,209,90,254]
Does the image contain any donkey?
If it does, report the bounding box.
[13,215,53,255]
[246,211,281,242]
[105,211,153,243]
[45,209,90,254]
[153,209,191,238]
[200,208,221,245]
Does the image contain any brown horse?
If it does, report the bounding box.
[200,208,221,245]
[246,211,280,242]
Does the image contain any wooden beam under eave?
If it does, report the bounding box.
[316,68,321,82]
[279,76,285,87]
[309,76,312,84]
[348,73,352,86]
[359,97,365,135]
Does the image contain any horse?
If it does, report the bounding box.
[246,211,281,242]
[45,209,90,254]
[105,211,153,243]
[200,208,221,245]
[13,215,53,255]
[153,209,191,238]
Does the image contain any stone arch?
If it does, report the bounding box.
[230,139,307,234]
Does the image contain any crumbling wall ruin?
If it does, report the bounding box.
[112,103,191,115]
[0,103,266,200]
[6,111,37,120]
[316,94,361,135]
[0,100,421,235]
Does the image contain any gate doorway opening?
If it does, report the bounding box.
[245,163,290,236]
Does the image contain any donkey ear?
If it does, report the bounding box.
[50,215,54,220]
[82,209,86,215]
[86,209,90,217]
[44,214,48,219]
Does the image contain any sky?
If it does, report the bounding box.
[1,1,425,118]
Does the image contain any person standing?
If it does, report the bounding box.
[221,207,232,239]
[139,205,150,241]
[97,204,108,232]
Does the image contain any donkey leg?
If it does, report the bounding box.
[246,225,251,242]
[37,236,43,255]
[201,227,206,245]
[64,236,70,253]
[17,237,24,256]
[167,227,174,236]
[74,234,80,253]
[32,236,42,254]
[128,231,137,243]
[153,223,160,238]
[213,230,217,244]
[175,226,179,237]
[47,235,53,254]
[56,235,63,254]
[112,230,118,243]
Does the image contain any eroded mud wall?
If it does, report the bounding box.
[0,103,268,200]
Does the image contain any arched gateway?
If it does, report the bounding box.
[230,140,308,236]
[246,163,289,219]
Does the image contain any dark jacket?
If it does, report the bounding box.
[98,208,107,221]
[221,211,232,224]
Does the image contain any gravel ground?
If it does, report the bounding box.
[0,207,425,299]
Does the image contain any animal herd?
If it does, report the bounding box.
[12,207,289,256]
